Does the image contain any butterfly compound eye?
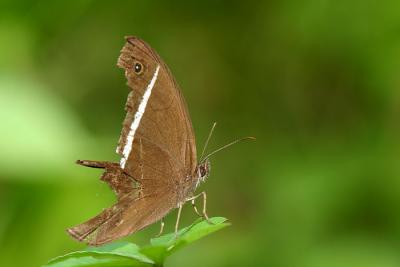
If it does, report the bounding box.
[134,62,143,74]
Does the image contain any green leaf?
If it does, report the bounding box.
[44,242,154,267]
[44,217,229,267]
[141,217,230,265]
[151,217,229,248]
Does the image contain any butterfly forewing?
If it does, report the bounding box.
[117,37,197,182]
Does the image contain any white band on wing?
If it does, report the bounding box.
[120,65,160,168]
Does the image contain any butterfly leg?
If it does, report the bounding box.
[187,192,213,224]
[200,191,210,221]
[187,193,203,217]
[174,203,183,238]
[199,191,213,224]
[155,218,165,237]
[191,198,202,217]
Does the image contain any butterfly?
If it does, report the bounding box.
[67,36,253,246]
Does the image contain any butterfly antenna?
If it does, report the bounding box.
[202,136,256,162]
[200,122,218,161]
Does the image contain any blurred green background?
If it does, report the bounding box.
[1,1,400,266]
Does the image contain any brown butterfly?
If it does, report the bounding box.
[67,36,253,246]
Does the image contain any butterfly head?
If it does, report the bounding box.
[197,159,211,183]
